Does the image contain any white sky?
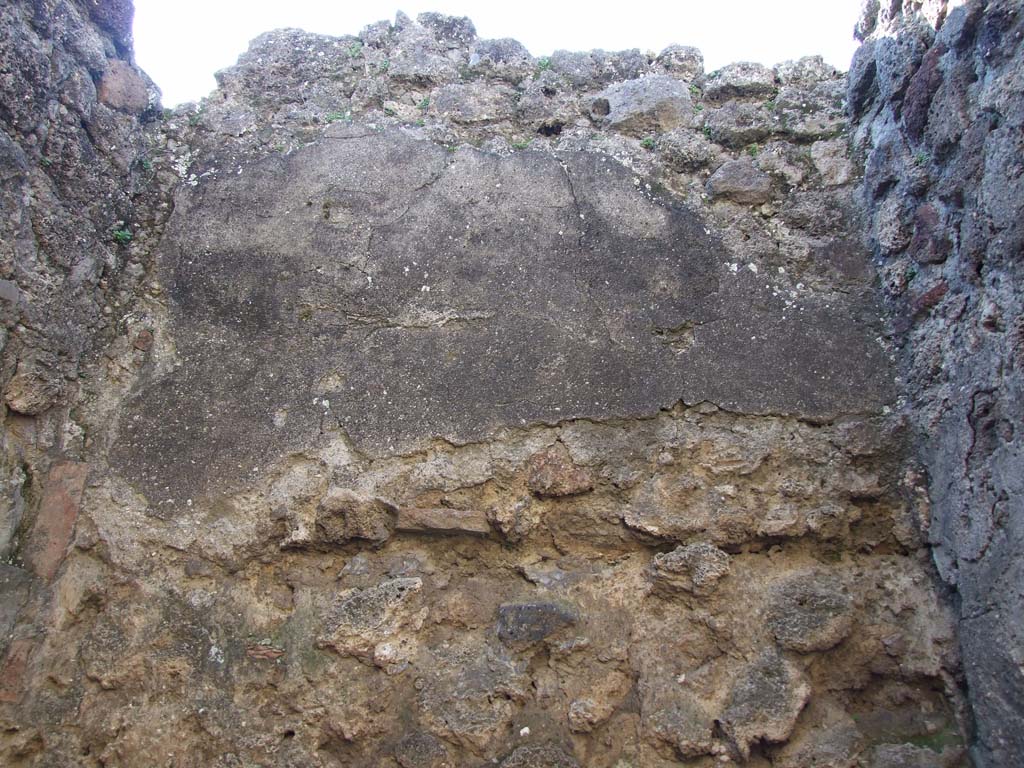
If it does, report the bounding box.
[135,0,863,106]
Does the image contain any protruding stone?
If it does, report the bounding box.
[469,38,534,83]
[97,60,150,113]
[315,488,396,544]
[567,698,603,733]
[416,13,476,49]
[775,56,838,85]
[549,49,648,89]
[773,80,846,140]
[489,498,539,543]
[499,745,580,768]
[656,45,704,81]
[590,75,695,137]
[704,101,774,147]
[706,159,773,204]
[646,689,716,757]
[659,128,717,171]
[902,44,945,141]
[525,446,592,498]
[417,641,529,749]
[388,23,459,85]
[497,601,578,646]
[5,356,63,415]
[317,578,425,668]
[721,651,811,758]
[395,507,491,535]
[704,62,777,101]
[649,543,731,596]
[811,139,854,187]
[766,572,853,653]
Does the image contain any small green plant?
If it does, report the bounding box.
[640,136,656,150]
[702,125,713,139]
[693,103,704,114]
[746,143,759,158]
[347,41,362,57]
[445,144,458,153]
[689,84,700,97]
[537,56,552,71]
[418,97,430,110]
[906,266,918,283]
[112,228,132,245]
[40,157,52,167]
[138,157,153,172]
[379,58,390,72]
[763,98,777,110]
[383,105,396,116]
[914,151,929,166]
[511,138,532,150]
[325,111,348,123]
[415,119,425,127]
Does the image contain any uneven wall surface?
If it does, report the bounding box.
[849,2,1023,766]
[1,1,1016,766]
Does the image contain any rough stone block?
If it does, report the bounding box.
[706,159,773,204]
[395,506,490,535]
[590,74,695,136]
[525,446,592,498]
[767,572,853,652]
[649,542,731,596]
[704,62,777,100]
[97,60,150,113]
[497,601,578,645]
[721,651,810,758]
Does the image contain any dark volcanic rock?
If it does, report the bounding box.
[851,2,1024,765]
[499,745,580,768]
[766,571,853,652]
[497,601,578,645]
[721,650,810,758]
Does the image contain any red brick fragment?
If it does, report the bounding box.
[912,280,949,315]
[246,644,286,660]
[24,462,89,582]
[0,639,34,703]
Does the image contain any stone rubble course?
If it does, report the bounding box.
[0,1,1015,766]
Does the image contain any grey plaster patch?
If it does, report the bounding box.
[111,129,891,507]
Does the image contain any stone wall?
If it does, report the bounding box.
[848,2,1023,766]
[0,2,1003,766]
[0,0,160,556]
